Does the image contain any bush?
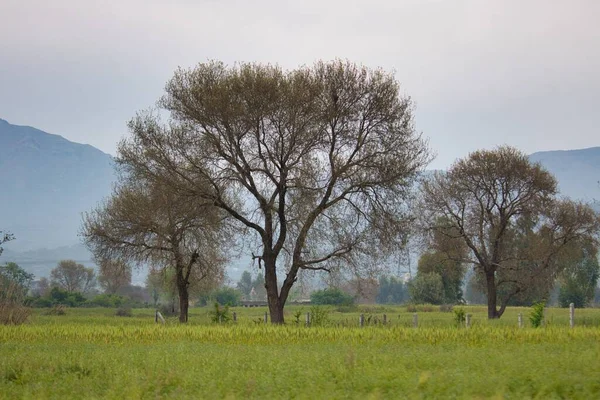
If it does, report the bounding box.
[209,302,230,323]
[0,281,32,325]
[530,301,546,328]
[87,294,126,308]
[309,305,330,327]
[115,307,132,317]
[42,305,66,316]
[48,287,86,307]
[454,307,466,325]
[310,288,354,306]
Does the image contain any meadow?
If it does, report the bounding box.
[1,305,600,399]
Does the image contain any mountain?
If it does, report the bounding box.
[0,118,116,251]
[530,147,600,204]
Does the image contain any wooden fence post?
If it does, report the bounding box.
[570,303,575,328]
[264,312,268,324]
[383,314,387,325]
[518,313,523,328]
[306,312,311,327]
[359,314,364,327]
[465,313,471,328]
[233,311,237,322]
[412,313,418,328]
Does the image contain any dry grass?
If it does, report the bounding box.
[0,281,31,325]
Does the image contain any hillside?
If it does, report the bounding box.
[0,118,116,251]
[530,147,600,204]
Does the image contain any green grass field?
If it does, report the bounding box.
[1,305,600,399]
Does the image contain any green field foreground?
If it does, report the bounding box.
[1,307,600,399]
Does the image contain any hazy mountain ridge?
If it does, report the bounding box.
[1,118,598,281]
[0,118,116,251]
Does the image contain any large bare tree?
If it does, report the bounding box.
[118,60,431,323]
[420,146,600,318]
[81,177,227,322]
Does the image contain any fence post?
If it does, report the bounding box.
[306,312,311,327]
[155,310,165,325]
[233,311,237,323]
[570,303,575,328]
[383,314,387,325]
[359,314,365,327]
[518,313,523,328]
[412,313,418,328]
[264,312,268,324]
[465,313,471,328]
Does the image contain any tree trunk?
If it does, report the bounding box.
[176,268,189,323]
[178,289,189,323]
[264,257,284,324]
[485,270,499,319]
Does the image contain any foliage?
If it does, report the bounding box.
[309,305,330,327]
[209,302,230,323]
[417,250,465,304]
[119,60,431,323]
[408,273,445,305]
[47,287,87,307]
[87,294,127,308]
[420,146,600,318]
[97,259,132,294]
[310,288,354,306]
[236,271,253,299]
[530,301,546,328]
[0,281,31,325]
[375,276,407,304]
[50,260,96,293]
[454,307,466,325]
[0,262,34,299]
[558,239,599,308]
[115,307,132,317]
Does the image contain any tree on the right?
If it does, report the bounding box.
[420,146,600,319]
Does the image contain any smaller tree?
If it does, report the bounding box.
[50,260,96,293]
[252,273,267,301]
[0,262,34,298]
[97,259,132,294]
[30,277,51,298]
[558,240,600,308]
[408,272,444,304]
[236,271,253,300]
[376,276,407,304]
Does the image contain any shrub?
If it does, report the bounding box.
[42,305,66,316]
[209,302,230,323]
[0,281,32,325]
[309,305,330,327]
[310,288,354,306]
[87,294,126,308]
[454,307,466,325]
[530,301,546,328]
[115,307,132,317]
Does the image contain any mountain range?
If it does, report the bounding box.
[1,118,598,281]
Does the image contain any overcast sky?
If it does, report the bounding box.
[1,0,598,169]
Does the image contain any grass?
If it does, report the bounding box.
[1,305,600,398]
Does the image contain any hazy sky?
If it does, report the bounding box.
[1,0,599,169]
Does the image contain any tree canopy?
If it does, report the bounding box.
[420,146,600,318]
[117,60,431,323]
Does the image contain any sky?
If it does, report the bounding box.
[1,0,599,170]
